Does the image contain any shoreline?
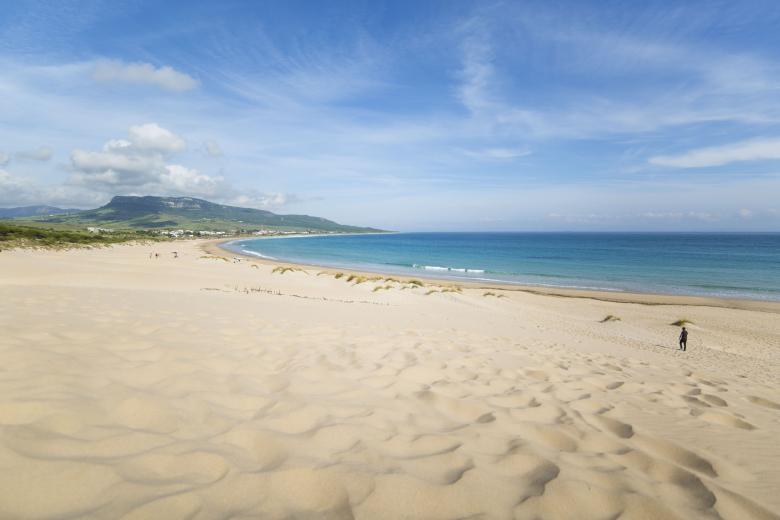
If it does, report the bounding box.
[209,238,780,314]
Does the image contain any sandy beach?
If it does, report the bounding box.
[1,239,778,519]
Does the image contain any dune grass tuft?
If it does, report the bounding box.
[200,255,228,262]
[372,284,393,292]
[272,266,299,274]
[426,286,461,295]
[408,279,424,287]
[671,318,694,326]
[346,274,379,284]
[334,272,344,279]
[600,315,621,323]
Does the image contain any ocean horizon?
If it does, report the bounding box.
[224,231,780,302]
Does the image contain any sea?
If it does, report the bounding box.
[223,232,780,301]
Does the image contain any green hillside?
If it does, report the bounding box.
[18,196,384,233]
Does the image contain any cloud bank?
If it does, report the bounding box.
[69,123,225,197]
[650,138,780,168]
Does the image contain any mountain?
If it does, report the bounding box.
[0,205,79,219]
[24,196,384,233]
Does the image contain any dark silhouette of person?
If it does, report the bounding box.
[679,327,688,351]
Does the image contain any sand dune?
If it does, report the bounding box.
[0,240,778,519]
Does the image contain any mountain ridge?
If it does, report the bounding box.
[10,195,383,233]
[0,205,79,219]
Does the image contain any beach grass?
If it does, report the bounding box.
[372,284,393,292]
[426,286,462,295]
[671,318,694,326]
[0,222,162,249]
[346,274,382,284]
[600,315,622,323]
[272,266,300,274]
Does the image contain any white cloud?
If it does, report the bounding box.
[463,147,531,160]
[203,140,223,157]
[649,138,780,168]
[15,146,53,161]
[0,169,32,202]
[128,123,186,153]
[160,164,226,196]
[458,30,496,115]
[69,123,225,197]
[229,192,293,208]
[0,152,8,166]
[738,208,754,219]
[92,60,198,92]
[0,169,104,207]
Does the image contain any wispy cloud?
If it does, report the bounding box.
[650,138,780,168]
[457,24,496,115]
[462,147,531,160]
[92,60,199,92]
[15,146,53,161]
[203,140,223,157]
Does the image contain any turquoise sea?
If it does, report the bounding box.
[224,232,780,301]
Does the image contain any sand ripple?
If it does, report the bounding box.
[1,259,779,519]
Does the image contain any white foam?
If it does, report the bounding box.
[414,264,485,273]
[241,249,276,260]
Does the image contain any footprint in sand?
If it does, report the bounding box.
[583,414,635,439]
[746,395,780,410]
[632,434,718,478]
[701,394,728,407]
[415,390,495,424]
[377,434,461,459]
[396,451,474,485]
[691,409,756,430]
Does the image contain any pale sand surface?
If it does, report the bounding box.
[0,240,778,519]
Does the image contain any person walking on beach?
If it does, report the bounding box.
[679,326,688,351]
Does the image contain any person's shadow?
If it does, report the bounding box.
[654,344,680,351]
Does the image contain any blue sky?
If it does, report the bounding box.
[1,0,780,231]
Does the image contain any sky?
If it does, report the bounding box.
[1,0,780,231]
